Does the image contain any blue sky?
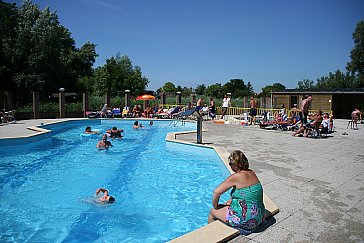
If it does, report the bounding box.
[9,0,364,92]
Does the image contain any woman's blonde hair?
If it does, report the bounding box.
[228,150,249,170]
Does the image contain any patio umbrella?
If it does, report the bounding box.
[136,94,155,100]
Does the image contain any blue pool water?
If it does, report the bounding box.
[0,120,230,242]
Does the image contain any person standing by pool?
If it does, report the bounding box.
[208,150,266,230]
[96,134,112,149]
[196,97,203,111]
[249,96,257,125]
[209,97,216,120]
[300,95,312,125]
[95,188,115,204]
[221,94,230,120]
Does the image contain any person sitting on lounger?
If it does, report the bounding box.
[132,105,142,117]
[84,126,99,134]
[96,134,112,149]
[95,188,115,204]
[292,110,323,137]
[208,150,266,230]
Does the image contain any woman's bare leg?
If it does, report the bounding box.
[208,207,229,224]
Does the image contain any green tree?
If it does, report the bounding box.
[297,79,315,90]
[347,20,364,83]
[13,1,75,92]
[0,1,18,91]
[223,79,253,98]
[0,0,97,97]
[261,83,286,96]
[161,82,176,92]
[316,70,355,89]
[206,83,223,98]
[195,84,206,95]
[94,54,148,96]
[181,86,192,97]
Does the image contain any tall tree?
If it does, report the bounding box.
[261,83,286,96]
[206,83,223,98]
[297,79,315,90]
[0,0,97,96]
[181,86,192,97]
[316,70,356,89]
[347,20,364,83]
[195,84,206,95]
[0,1,18,91]
[94,54,148,96]
[161,82,176,92]
[223,79,253,98]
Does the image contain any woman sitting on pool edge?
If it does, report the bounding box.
[95,188,115,204]
[84,126,99,134]
[208,150,266,231]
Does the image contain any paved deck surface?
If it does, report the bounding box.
[1,118,363,242]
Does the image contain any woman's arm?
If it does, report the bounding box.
[212,174,236,209]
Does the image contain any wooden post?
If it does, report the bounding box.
[105,93,110,107]
[196,112,203,144]
[191,93,196,106]
[59,91,65,118]
[83,93,89,118]
[33,92,39,119]
[124,90,130,108]
[176,92,181,105]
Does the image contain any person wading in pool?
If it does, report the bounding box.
[95,188,115,204]
[96,134,112,149]
[84,126,99,134]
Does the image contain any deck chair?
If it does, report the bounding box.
[112,108,121,118]
[122,107,132,118]
[154,108,174,119]
[175,107,198,119]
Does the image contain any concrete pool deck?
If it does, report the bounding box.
[1,118,363,242]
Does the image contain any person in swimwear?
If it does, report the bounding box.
[95,188,115,204]
[84,126,99,134]
[96,134,112,149]
[109,126,123,139]
[208,150,266,230]
[249,96,257,125]
[132,121,144,129]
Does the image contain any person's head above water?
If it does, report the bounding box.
[134,121,138,126]
[85,126,91,132]
[106,196,115,203]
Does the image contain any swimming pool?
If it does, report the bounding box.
[0,120,230,242]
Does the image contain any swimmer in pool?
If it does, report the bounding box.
[95,188,115,203]
[132,121,144,129]
[84,126,99,134]
[96,134,112,149]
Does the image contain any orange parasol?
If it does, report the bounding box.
[136,94,155,100]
